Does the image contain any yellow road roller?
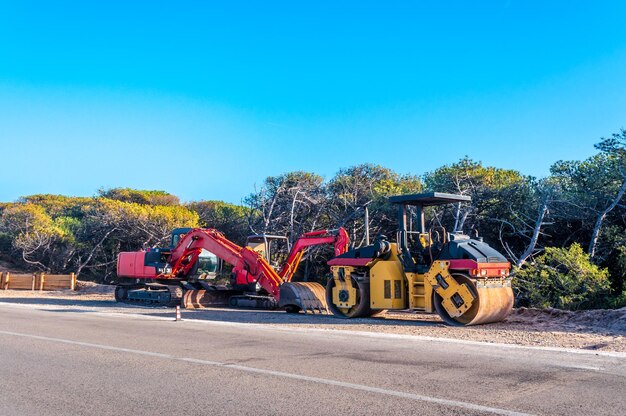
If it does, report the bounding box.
[326,192,514,325]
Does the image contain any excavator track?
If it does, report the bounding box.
[115,283,183,307]
[165,285,184,307]
[228,294,278,309]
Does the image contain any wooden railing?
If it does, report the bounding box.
[0,272,76,291]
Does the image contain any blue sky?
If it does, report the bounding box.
[1,1,625,204]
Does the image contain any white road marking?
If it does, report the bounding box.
[1,301,626,359]
[0,329,533,416]
[555,364,602,372]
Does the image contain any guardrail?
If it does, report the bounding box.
[0,272,76,291]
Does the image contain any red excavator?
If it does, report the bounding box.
[115,227,349,312]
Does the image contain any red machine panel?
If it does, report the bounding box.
[117,252,157,278]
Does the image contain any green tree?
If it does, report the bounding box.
[245,171,326,242]
[71,198,199,279]
[423,157,524,245]
[98,188,181,206]
[0,203,71,271]
[327,164,421,246]
[550,131,626,261]
[0,193,199,280]
[187,200,250,244]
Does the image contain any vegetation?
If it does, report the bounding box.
[0,193,198,281]
[513,244,611,310]
[1,130,625,309]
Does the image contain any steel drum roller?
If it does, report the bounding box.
[434,274,514,326]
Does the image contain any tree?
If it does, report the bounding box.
[551,132,626,261]
[98,188,181,206]
[327,164,421,246]
[72,199,199,279]
[187,200,250,244]
[423,157,524,242]
[245,172,326,242]
[589,130,626,258]
[492,177,556,267]
[0,203,70,271]
[0,192,199,280]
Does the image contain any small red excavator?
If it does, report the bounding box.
[116,227,349,312]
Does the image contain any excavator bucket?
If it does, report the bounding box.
[279,282,329,314]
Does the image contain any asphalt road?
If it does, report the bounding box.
[0,305,625,416]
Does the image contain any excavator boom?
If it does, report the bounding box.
[276,227,350,313]
[279,227,349,282]
[166,228,284,300]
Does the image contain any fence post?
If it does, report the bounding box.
[39,273,46,291]
[3,272,9,290]
[70,273,76,291]
[0,272,4,290]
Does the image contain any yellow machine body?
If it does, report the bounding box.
[325,192,514,325]
[328,242,513,325]
[369,245,406,310]
[331,266,358,311]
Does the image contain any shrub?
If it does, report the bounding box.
[513,243,611,310]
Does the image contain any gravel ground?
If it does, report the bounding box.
[1,281,625,352]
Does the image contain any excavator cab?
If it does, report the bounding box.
[245,234,290,270]
[170,228,220,279]
[170,228,191,248]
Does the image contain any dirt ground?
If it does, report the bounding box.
[1,281,625,352]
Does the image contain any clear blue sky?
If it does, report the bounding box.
[1,1,625,204]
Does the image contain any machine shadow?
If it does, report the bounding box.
[145,307,444,328]
[139,307,626,337]
[2,297,622,337]
[0,297,117,308]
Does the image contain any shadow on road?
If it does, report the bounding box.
[144,308,444,328]
[0,297,117,308]
[0,296,441,327]
[1,296,624,337]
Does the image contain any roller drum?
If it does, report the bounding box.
[434,274,513,326]
[325,274,375,318]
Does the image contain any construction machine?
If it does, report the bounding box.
[326,193,514,325]
[116,227,349,312]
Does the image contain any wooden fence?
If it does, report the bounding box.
[0,272,76,291]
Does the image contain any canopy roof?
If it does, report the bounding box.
[388,192,471,206]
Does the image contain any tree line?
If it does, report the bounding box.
[1,130,624,310]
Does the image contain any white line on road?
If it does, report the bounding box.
[0,329,533,416]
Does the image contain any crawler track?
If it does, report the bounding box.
[115,283,183,307]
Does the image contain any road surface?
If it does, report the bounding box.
[0,304,625,416]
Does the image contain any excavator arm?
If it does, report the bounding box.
[166,227,350,312]
[166,228,284,300]
[278,227,350,282]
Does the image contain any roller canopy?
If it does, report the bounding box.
[389,192,471,206]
